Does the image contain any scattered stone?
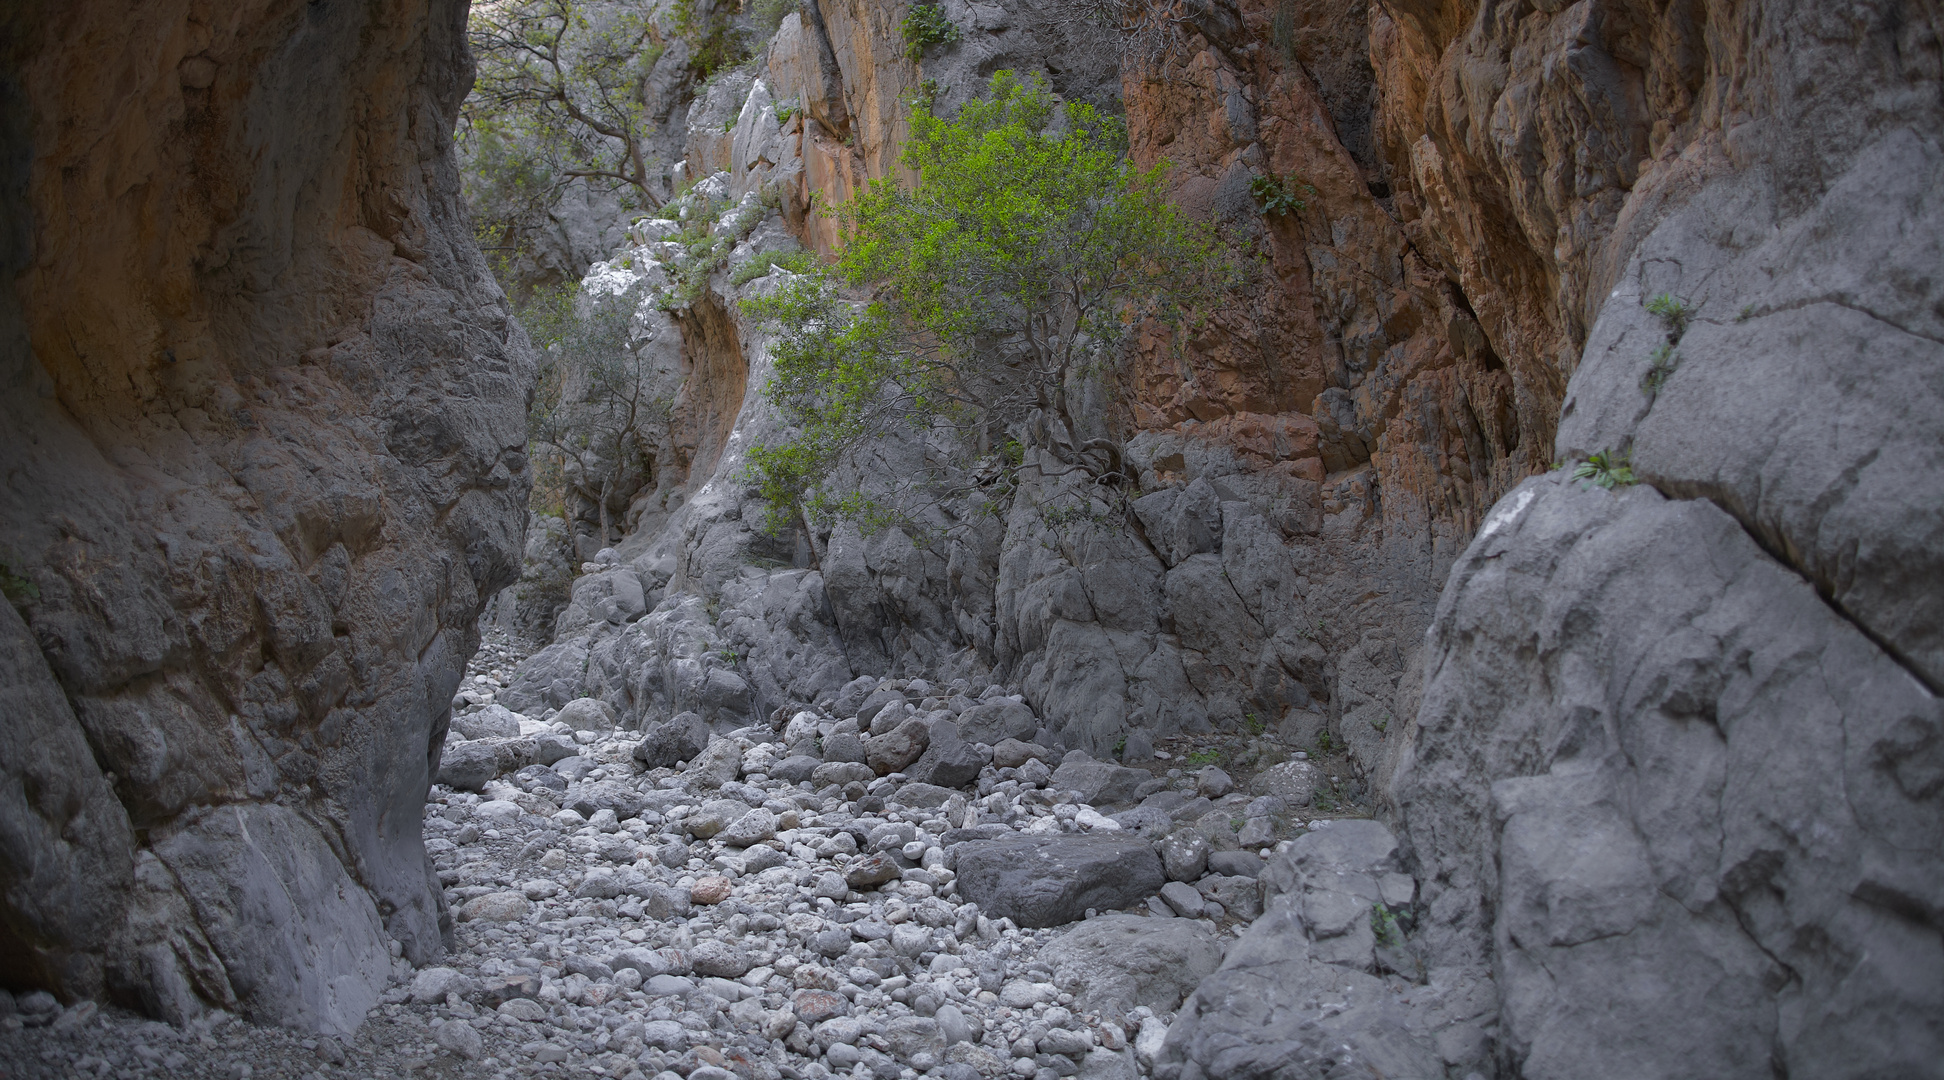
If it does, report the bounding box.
[719,807,778,846]
[1050,760,1152,807]
[1042,914,1225,1015]
[690,875,734,904]
[1161,828,1211,882]
[991,738,1055,769]
[459,891,530,922]
[821,730,867,763]
[1207,850,1265,878]
[1158,881,1206,918]
[844,853,902,889]
[1194,767,1232,798]
[865,718,930,775]
[1252,759,1319,806]
[433,1019,484,1059]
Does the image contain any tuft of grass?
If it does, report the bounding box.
[730,249,817,286]
[1641,342,1677,392]
[1185,748,1222,766]
[1645,292,1693,340]
[1572,449,1635,489]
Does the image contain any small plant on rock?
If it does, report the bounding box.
[1572,449,1635,490]
[1641,342,1677,392]
[0,560,37,607]
[901,2,960,61]
[1645,292,1693,340]
[1371,903,1404,949]
[1639,292,1695,395]
[1250,172,1315,217]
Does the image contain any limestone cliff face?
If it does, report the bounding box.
[517,0,1939,1075]
[0,0,532,1033]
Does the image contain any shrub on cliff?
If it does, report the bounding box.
[743,71,1238,533]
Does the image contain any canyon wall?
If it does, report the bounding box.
[517,0,1943,1075]
[0,0,532,1033]
[2,0,1934,1069]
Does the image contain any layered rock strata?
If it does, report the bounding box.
[0,0,532,1033]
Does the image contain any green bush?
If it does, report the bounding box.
[752,0,794,35]
[1641,342,1677,392]
[741,71,1240,533]
[1250,172,1315,217]
[672,0,752,76]
[901,2,960,61]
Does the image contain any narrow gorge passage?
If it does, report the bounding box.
[2,2,1940,1080]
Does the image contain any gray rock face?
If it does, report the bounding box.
[953,835,1164,928]
[0,0,529,1027]
[1392,472,1944,1078]
[151,804,393,1036]
[1155,820,1474,1080]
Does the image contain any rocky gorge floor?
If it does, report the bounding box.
[0,630,1427,1080]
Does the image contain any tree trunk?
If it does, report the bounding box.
[598,475,614,547]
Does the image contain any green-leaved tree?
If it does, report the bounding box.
[525,281,668,548]
[744,71,1239,533]
[463,1,666,256]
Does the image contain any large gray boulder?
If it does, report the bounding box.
[435,741,503,793]
[953,835,1164,928]
[1041,914,1224,1016]
[904,720,984,789]
[498,639,591,715]
[864,718,930,775]
[450,704,523,740]
[1049,759,1152,807]
[435,737,537,793]
[633,711,710,768]
[1393,471,1944,1079]
[956,699,1040,746]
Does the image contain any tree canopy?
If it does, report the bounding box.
[461,0,671,253]
[743,71,1240,533]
